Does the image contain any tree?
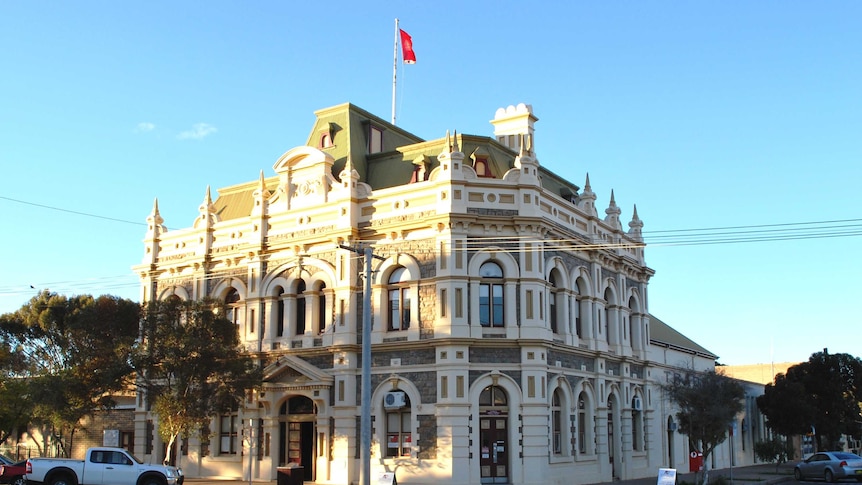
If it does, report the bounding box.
[0,291,140,455]
[0,328,33,445]
[754,437,794,471]
[756,371,817,438]
[757,349,862,451]
[135,298,262,465]
[664,369,744,485]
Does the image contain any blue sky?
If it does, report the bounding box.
[1,1,860,366]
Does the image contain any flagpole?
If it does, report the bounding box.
[392,18,399,125]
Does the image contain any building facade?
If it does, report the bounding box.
[133,103,762,484]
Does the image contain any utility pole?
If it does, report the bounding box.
[338,244,384,485]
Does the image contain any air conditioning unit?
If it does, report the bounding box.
[632,397,643,411]
[384,391,407,409]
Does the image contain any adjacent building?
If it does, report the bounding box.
[132,102,765,485]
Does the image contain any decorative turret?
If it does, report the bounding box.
[628,204,644,241]
[251,170,271,217]
[143,197,165,265]
[604,190,622,230]
[513,133,540,184]
[195,185,220,229]
[145,197,166,240]
[339,156,360,190]
[578,173,598,217]
[436,130,465,180]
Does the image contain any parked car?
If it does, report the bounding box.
[794,451,862,482]
[0,454,26,485]
[26,447,183,485]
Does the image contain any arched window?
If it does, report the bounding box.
[320,132,333,148]
[479,261,504,327]
[316,282,327,334]
[573,280,582,338]
[385,392,412,457]
[603,288,613,344]
[474,158,493,178]
[577,392,594,455]
[276,286,285,337]
[296,280,307,335]
[552,389,563,455]
[225,289,241,327]
[549,271,564,334]
[632,395,644,451]
[387,267,411,331]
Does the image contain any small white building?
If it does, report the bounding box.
[132,102,764,484]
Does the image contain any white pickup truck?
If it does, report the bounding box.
[25,447,183,485]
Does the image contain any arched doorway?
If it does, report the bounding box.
[479,385,509,484]
[279,396,315,482]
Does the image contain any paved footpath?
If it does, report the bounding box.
[183,461,797,485]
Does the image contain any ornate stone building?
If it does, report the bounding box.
[133,103,762,484]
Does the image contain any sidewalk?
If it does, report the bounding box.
[595,462,796,485]
[183,462,797,485]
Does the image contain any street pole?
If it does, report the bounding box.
[338,244,383,485]
[360,246,372,485]
[248,418,253,485]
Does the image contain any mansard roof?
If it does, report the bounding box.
[209,102,582,221]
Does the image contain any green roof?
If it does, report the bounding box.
[649,313,717,359]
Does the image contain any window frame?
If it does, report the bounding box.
[479,261,504,327]
[385,395,412,458]
[219,410,239,455]
[387,267,411,331]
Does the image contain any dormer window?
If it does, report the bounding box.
[318,122,337,149]
[474,157,493,178]
[368,125,383,154]
[319,132,333,148]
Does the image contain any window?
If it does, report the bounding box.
[573,281,582,337]
[385,395,412,457]
[549,272,560,333]
[319,132,333,148]
[577,393,592,455]
[479,261,504,327]
[296,280,307,335]
[387,267,411,331]
[474,157,493,178]
[225,289,241,327]
[632,398,644,451]
[276,286,285,337]
[552,389,563,455]
[316,282,327,334]
[219,411,239,455]
[409,164,428,183]
[603,288,612,343]
[369,125,383,154]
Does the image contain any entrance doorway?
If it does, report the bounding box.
[279,396,315,482]
[479,385,509,484]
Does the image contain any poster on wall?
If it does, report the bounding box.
[103,429,120,447]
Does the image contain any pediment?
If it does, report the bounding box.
[273,146,335,174]
[264,354,334,387]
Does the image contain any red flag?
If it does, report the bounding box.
[400,29,416,64]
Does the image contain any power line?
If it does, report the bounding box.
[0,195,147,227]
[2,195,861,303]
